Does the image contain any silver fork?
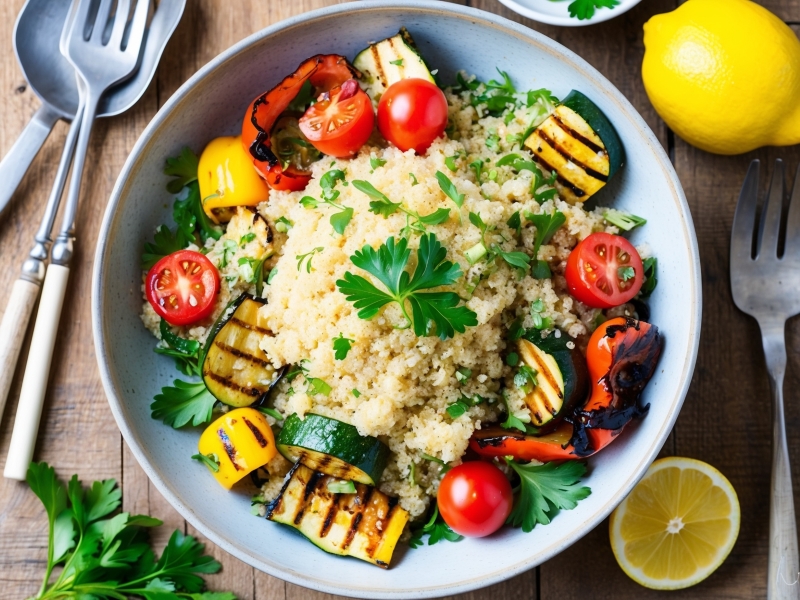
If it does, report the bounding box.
[3,0,150,481]
[731,159,800,599]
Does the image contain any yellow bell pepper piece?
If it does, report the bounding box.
[197,407,276,489]
[198,135,270,224]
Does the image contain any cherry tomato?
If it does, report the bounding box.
[146,250,220,326]
[565,232,644,309]
[377,78,448,154]
[299,79,374,157]
[437,461,513,537]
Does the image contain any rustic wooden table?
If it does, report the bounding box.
[1,0,799,598]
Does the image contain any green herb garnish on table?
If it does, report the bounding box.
[26,462,235,600]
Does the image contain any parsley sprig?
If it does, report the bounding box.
[566,0,620,20]
[332,333,354,360]
[286,359,332,396]
[155,319,202,377]
[352,180,450,237]
[466,212,531,274]
[300,169,354,235]
[505,459,591,532]
[151,380,217,428]
[526,210,566,279]
[409,505,463,548]
[336,234,478,340]
[26,462,233,600]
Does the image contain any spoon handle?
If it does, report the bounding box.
[0,104,61,217]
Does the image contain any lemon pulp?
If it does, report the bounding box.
[609,457,740,590]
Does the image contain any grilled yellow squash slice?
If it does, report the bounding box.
[202,294,282,407]
[266,463,409,568]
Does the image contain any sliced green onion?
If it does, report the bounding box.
[327,479,357,494]
[191,453,220,473]
[604,209,647,231]
[465,242,488,265]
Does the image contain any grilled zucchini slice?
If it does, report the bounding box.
[202,293,282,407]
[525,90,624,204]
[266,463,409,568]
[353,28,435,102]
[277,413,389,485]
[517,333,589,429]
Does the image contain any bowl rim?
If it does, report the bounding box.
[496,0,644,27]
[91,1,702,597]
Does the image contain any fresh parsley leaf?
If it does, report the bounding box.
[640,256,658,297]
[330,206,354,235]
[568,0,620,20]
[192,453,220,473]
[142,225,190,270]
[354,180,449,234]
[501,391,528,432]
[505,460,591,532]
[493,246,531,271]
[26,463,229,600]
[174,182,222,244]
[336,234,478,339]
[507,211,522,235]
[333,333,354,360]
[156,319,202,377]
[239,232,256,247]
[409,505,463,548]
[370,157,387,170]
[151,380,217,428]
[455,366,472,383]
[303,171,353,234]
[469,159,484,182]
[446,400,468,418]
[486,131,501,152]
[435,171,464,208]
[296,247,324,272]
[164,147,199,194]
[409,173,419,186]
[514,364,538,393]
[527,210,566,280]
[418,208,451,225]
[604,209,647,231]
[444,155,458,172]
[306,377,332,396]
[486,68,516,95]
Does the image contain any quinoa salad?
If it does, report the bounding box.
[140,29,663,568]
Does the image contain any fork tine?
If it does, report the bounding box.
[782,164,800,259]
[68,0,94,42]
[756,159,785,259]
[90,0,114,43]
[731,160,761,269]
[107,0,131,48]
[121,0,150,56]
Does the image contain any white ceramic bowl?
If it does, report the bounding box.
[497,0,643,26]
[92,1,701,597]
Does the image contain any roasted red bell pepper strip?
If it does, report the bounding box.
[470,317,663,461]
[241,54,359,191]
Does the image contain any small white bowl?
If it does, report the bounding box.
[497,0,643,26]
[92,1,700,597]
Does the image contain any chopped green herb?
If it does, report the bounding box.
[151,379,217,428]
[192,453,220,473]
[389,58,404,66]
[370,157,388,170]
[444,155,459,172]
[275,216,293,232]
[421,453,452,475]
[409,461,417,486]
[409,173,419,185]
[618,266,635,281]
[531,298,545,313]
[301,170,353,234]
[267,268,278,284]
[527,210,566,279]
[218,239,237,269]
[640,256,658,297]
[307,377,332,397]
[164,147,199,193]
[333,333,354,360]
[604,209,647,231]
[469,159,484,182]
[435,171,465,208]
[514,364,538,393]
[239,232,256,247]
[354,179,449,235]
[486,131,501,152]
[486,68,516,95]
[465,242,488,265]
[173,182,222,244]
[455,367,472,383]
[506,352,519,367]
[352,389,361,398]
[327,479,357,494]
[492,245,531,272]
[409,505,463,548]
[505,459,591,532]
[156,319,202,377]
[336,234,477,339]
[507,211,522,235]
[504,111,516,126]
[257,407,284,421]
[296,247,324,272]
[500,390,528,433]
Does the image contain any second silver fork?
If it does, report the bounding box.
[731,159,800,599]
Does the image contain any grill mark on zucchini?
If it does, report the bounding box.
[228,316,272,336]
[368,44,386,90]
[320,497,340,538]
[553,113,606,155]
[341,486,373,550]
[205,372,262,397]
[213,340,273,368]
[242,416,269,447]
[536,157,587,198]
[294,470,326,525]
[217,429,241,470]
[537,128,609,183]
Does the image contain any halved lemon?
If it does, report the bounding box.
[609,456,740,590]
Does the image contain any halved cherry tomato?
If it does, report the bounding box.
[565,232,644,309]
[146,250,220,326]
[241,54,358,190]
[377,78,448,154]
[437,461,513,538]
[470,318,663,461]
[299,79,374,157]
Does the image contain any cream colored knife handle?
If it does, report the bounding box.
[0,279,40,425]
[4,265,69,481]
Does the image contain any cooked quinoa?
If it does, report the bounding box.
[142,85,638,520]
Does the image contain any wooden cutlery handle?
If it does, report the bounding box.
[0,279,41,425]
[3,265,69,481]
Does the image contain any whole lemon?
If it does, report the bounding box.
[643,0,800,155]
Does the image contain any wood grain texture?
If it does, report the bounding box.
[0,1,798,599]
